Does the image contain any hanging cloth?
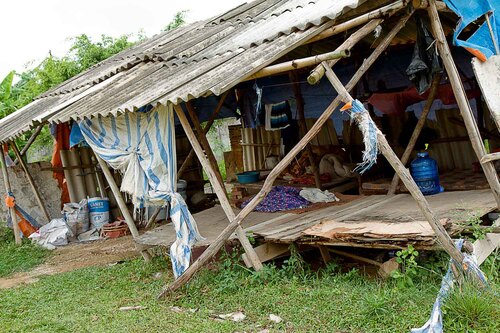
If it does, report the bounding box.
[443,0,500,60]
[264,100,292,131]
[78,104,204,278]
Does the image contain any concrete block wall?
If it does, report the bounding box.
[0,161,62,226]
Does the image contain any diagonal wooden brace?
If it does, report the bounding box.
[322,64,465,266]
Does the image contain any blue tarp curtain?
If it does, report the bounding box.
[78,104,204,278]
[443,0,499,60]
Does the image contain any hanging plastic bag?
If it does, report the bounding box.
[406,16,442,94]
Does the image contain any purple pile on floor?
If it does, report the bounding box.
[241,186,310,212]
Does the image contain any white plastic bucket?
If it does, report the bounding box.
[88,197,110,228]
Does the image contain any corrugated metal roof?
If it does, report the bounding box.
[0,0,369,143]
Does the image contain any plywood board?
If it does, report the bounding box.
[472,56,500,129]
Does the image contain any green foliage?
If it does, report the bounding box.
[0,226,50,277]
[443,282,499,332]
[0,71,15,101]
[461,212,492,241]
[391,245,419,288]
[164,10,187,31]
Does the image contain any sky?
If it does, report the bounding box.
[0,0,245,80]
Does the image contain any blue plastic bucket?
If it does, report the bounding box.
[88,197,110,228]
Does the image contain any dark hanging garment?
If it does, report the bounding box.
[406,16,443,94]
[264,100,292,131]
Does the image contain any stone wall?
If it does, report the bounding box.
[0,161,62,225]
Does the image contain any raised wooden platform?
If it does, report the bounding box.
[135,190,497,252]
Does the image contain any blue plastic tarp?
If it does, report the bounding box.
[443,0,499,59]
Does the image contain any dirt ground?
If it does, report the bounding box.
[0,236,139,289]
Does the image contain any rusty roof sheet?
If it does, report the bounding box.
[0,0,368,143]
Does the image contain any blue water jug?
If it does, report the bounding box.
[410,152,441,195]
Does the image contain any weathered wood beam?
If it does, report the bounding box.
[428,0,500,208]
[157,15,411,297]
[172,104,263,271]
[388,73,442,195]
[185,102,225,187]
[247,49,350,80]
[0,144,21,244]
[13,124,44,165]
[177,92,229,178]
[481,152,500,165]
[11,142,51,223]
[306,0,407,45]
[322,63,465,266]
[308,18,384,85]
[95,155,151,262]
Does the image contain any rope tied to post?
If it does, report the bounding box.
[341,99,379,174]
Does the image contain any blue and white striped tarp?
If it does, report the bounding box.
[78,103,204,278]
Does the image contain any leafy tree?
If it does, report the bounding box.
[164,11,187,31]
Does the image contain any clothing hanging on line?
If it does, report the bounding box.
[265,100,292,131]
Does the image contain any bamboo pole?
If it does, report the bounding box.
[305,0,407,45]
[1,144,21,244]
[248,50,350,80]
[289,71,321,189]
[95,155,151,262]
[481,152,500,164]
[388,73,442,195]
[173,104,263,271]
[428,0,500,208]
[178,92,229,178]
[13,124,44,165]
[322,63,465,265]
[11,142,51,223]
[307,19,384,85]
[158,15,412,297]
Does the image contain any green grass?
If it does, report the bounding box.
[0,226,50,277]
[0,240,498,332]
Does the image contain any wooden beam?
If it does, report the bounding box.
[157,15,410,297]
[242,242,289,268]
[13,124,44,165]
[11,142,51,223]
[428,0,500,208]
[95,155,151,262]
[173,104,263,272]
[308,18,384,85]
[322,63,465,267]
[318,245,332,264]
[178,92,229,178]
[388,73,442,195]
[185,102,225,187]
[481,152,500,164]
[289,71,322,189]
[0,144,21,244]
[248,49,349,80]
[306,0,407,45]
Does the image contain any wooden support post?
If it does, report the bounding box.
[428,0,500,208]
[481,152,500,164]
[173,104,263,271]
[388,73,442,194]
[0,144,21,244]
[185,102,225,187]
[95,155,151,262]
[318,245,332,264]
[308,19,384,85]
[13,124,44,165]
[289,71,322,189]
[178,92,229,178]
[157,16,412,297]
[11,142,51,223]
[322,63,465,266]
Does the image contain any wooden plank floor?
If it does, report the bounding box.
[135,205,284,248]
[135,190,497,250]
[246,189,497,246]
